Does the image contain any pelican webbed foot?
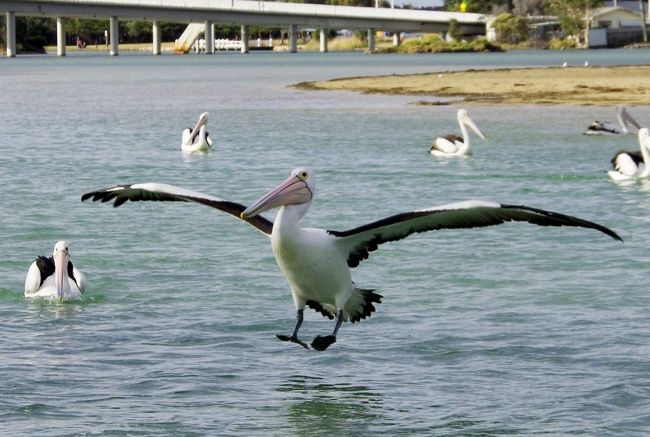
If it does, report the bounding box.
[277,334,309,350]
[311,335,337,351]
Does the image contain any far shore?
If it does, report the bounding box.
[291,65,650,105]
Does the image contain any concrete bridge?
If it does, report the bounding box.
[0,0,488,57]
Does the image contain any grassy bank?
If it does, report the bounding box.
[44,42,178,53]
[292,65,650,105]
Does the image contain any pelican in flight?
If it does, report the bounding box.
[181,112,213,153]
[25,240,87,300]
[430,109,487,157]
[608,128,650,181]
[82,167,621,351]
[584,105,641,136]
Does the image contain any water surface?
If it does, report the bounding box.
[1,49,649,435]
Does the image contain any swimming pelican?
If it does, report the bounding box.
[181,112,213,153]
[608,128,650,181]
[584,105,641,136]
[25,240,87,300]
[82,168,621,351]
[430,109,487,157]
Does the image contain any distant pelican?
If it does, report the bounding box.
[608,128,650,181]
[562,61,568,67]
[182,112,213,153]
[25,241,86,300]
[430,109,488,157]
[82,167,621,351]
[584,106,641,136]
[584,61,590,67]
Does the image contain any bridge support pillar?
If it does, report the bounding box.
[109,16,119,56]
[392,32,401,47]
[367,28,376,53]
[289,24,298,53]
[320,28,328,52]
[204,21,214,54]
[5,11,16,57]
[152,20,161,55]
[56,17,66,56]
[241,25,249,53]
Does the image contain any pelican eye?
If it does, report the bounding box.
[299,171,308,180]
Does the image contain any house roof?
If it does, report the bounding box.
[591,6,642,19]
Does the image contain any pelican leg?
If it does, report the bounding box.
[311,309,343,351]
[277,309,309,349]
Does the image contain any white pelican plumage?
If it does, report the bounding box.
[181,112,213,153]
[430,109,487,157]
[25,240,87,300]
[82,168,621,351]
[608,128,650,181]
[584,105,641,136]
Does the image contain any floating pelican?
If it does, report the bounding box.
[608,128,650,181]
[430,109,488,157]
[25,241,86,300]
[181,112,213,153]
[82,168,621,351]
[584,105,641,136]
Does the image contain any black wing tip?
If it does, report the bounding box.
[80,192,93,202]
[500,204,623,242]
[81,184,132,206]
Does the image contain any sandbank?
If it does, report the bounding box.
[291,65,650,105]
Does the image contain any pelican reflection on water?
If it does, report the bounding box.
[82,167,621,351]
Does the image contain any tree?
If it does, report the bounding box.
[492,12,529,44]
[1,16,5,49]
[448,18,461,40]
[16,17,53,53]
[544,0,604,46]
[512,0,545,15]
[444,0,512,13]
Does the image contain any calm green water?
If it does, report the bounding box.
[1,49,650,435]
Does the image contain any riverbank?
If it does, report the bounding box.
[292,65,650,105]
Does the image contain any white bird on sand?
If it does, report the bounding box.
[608,127,650,181]
[584,105,641,136]
[82,167,621,351]
[430,109,488,157]
[25,240,86,300]
[181,112,213,153]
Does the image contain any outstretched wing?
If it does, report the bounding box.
[81,182,273,235]
[328,200,622,268]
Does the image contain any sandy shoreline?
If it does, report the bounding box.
[292,65,650,105]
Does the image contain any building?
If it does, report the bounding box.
[589,6,648,47]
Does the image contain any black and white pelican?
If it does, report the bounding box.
[181,112,213,153]
[81,167,621,351]
[24,240,87,300]
[584,105,641,136]
[608,127,650,181]
[430,109,487,157]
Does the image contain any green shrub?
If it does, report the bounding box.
[492,13,529,44]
